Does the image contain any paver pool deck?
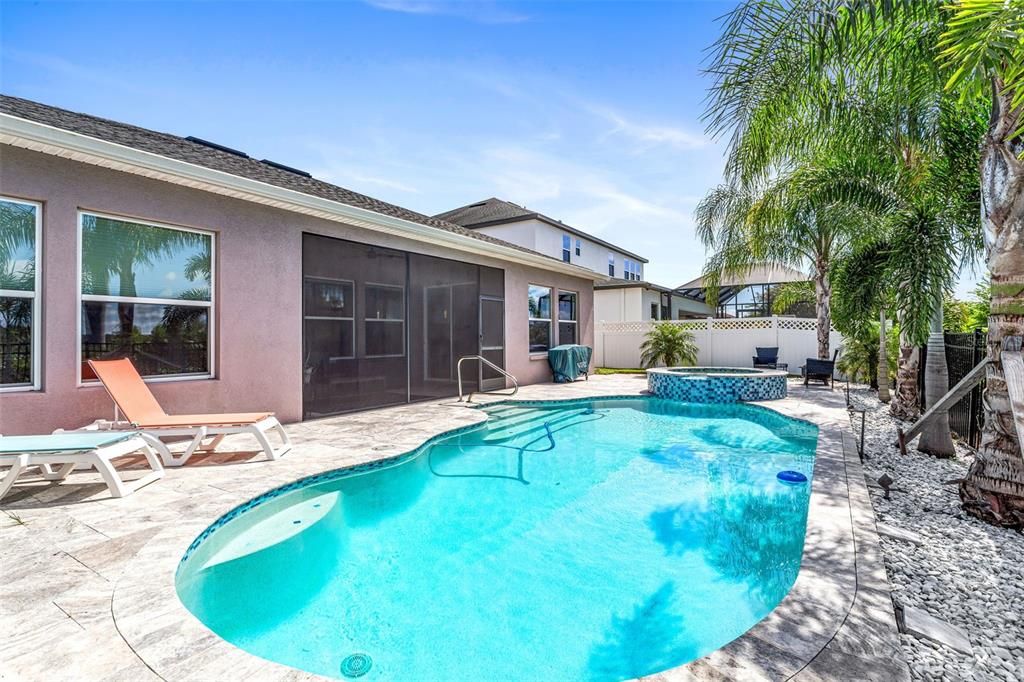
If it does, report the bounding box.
[0,375,909,681]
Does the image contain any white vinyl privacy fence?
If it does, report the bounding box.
[595,317,844,374]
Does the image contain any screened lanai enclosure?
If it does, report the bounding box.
[302,234,505,417]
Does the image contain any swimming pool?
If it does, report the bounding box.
[176,398,817,681]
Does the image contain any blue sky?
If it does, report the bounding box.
[0,0,980,296]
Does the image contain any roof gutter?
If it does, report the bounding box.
[0,113,608,282]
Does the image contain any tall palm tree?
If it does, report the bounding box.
[702,0,1023,524]
[940,0,1024,524]
[695,153,870,359]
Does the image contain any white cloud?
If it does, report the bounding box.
[587,105,708,152]
[363,1,529,24]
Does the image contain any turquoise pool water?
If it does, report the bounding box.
[176,398,817,681]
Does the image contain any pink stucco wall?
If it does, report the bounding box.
[0,146,593,434]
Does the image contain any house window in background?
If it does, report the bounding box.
[528,284,552,353]
[0,197,41,391]
[623,258,632,280]
[364,283,405,357]
[575,238,581,257]
[607,252,615,277]
[650,302,658,320]
[79,212,213,381]
[561,235,571,263]
[558,290,577,345]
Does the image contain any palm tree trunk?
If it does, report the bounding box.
[814,263,831,359]
[890,316,920,421]
[918,300,955,457]
[878,309,890,403]
[960,79,1024,527]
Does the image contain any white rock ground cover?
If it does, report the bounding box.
[847,386,1024,681]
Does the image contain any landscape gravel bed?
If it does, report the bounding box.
[847,386,1024,682]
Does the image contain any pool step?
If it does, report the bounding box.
[482,409,593,445]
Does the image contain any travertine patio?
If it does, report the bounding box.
[0,375,908,681]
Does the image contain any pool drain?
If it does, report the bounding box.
[341,653,372,678]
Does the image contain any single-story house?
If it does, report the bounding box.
[0,95,602,434]
[594,281,713,321]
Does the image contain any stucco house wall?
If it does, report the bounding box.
[476,217,643,280]
[0,146,593,434]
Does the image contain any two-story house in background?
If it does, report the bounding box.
[435,198,648,281]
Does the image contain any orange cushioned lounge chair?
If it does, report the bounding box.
[84,358,292,467]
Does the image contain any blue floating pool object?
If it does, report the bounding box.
[777,470,808,485]
[341,653,372,678]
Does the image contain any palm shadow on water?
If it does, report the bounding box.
[586,582,698,681]
[647,476,809,614]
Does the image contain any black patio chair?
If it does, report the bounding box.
[752,346,780,369]
[802,349,840,389]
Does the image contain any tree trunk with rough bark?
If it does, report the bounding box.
[878,309,891,403]
[960,79,1024,528]
[814,263,831,360]
[919,301,956,457]
[891,316,920,421]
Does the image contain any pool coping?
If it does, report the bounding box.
[110,390,908,681]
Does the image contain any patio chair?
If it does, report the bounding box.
[0,431,165,501]
[85,358,292,467]
[752,347,780,369]
[802,349,840,389]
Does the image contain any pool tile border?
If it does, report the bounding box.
[110,383,908,682]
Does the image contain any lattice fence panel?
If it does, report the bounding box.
[711,318,773,331]
[594,316,845,371]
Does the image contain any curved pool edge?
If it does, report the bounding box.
[109,388,900,682]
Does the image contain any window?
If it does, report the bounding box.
[558,290,578,345]
[622,258,631,280]
[575,238,581,257]
[304,277,354,360]
[561,234,571,263]
[607,252,615,277]
[1,197,41,391]
[364,283,405,357]
[79,212,213,381]
[528,284,552,353]
[650,302,659,320]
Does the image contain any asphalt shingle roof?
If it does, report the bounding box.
[0,95,558,262]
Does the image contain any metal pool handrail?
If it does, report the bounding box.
[457,355,519,403]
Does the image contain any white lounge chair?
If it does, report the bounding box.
[0,431,165,501]
[85,358,291,467]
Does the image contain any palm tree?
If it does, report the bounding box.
[878,309,891,403]
[939,0,1024,523]
[695,154,869,359]
[639,323,699,368]
[702,0,1023,524]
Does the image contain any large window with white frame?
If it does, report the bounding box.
[607,252,615,277]
[561,234,572,263]
[79,212,214,381]
[0,197,42,391]
[575,238,581,257]
[558,290,578,345]
[528,284,552,353]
